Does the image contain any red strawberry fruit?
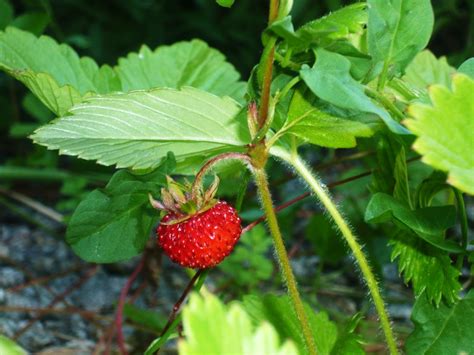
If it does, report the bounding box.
[150,176,242,269]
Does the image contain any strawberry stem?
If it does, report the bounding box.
[191,152,251,201]
[271,146,399,355]
[253,167,317,355]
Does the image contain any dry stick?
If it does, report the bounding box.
[115,256,146,355]
[13,265,98,340]
[158,269,204,339]
[0,188,64,223]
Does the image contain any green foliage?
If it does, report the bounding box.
[300,48,408,134]
[282,87,377,148]
[458,58,474,78]
[123,304,165,333]
[0,335,27,355]
[406,290,474,354]
[405,74,474,195]
[31,87,249,171]
[179,291,299,355]
[367,0,434,78]
[216,0,235,8]
[115,40,245,101]
[66,155,174,263]
[242,294,363,354]
[0,0,13,30]
[218,225,273,291]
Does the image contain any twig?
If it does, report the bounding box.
[115,257,145,355]
[0,188,64,223]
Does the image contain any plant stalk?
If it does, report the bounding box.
[271,146,399,355]
[253,167,317,355]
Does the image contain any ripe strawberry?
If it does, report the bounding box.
[150,176,242,268]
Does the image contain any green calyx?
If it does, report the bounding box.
[149,175,220,224]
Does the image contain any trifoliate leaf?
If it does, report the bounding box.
[390,232,461,306]
[405,290,474,353]
[31,87,249,171]
[405,74,474,195]
[179,291,298,355]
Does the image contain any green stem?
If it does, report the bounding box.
[271,146,399,355]
[253,167,317,355]
[454,189,468,270]
[365,87,405,122]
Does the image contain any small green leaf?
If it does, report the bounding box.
[365,193,462,253]
[123,304,165,333]
[66,159,173,263]
[179,291,298,355]
[405,74,474,195]
[390,232,461,305]
[368,0,434,76]
[300,48,409,134]
[406,290,474,353]
[283,87,377,148]
[115,40,245,101]
[0,335,27,355]
[11,11,50,35]
[31,87,249,171]
[458,57,474,78]
[216,0,235,8]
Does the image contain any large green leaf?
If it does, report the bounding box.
[300,48,409,134]
[179,291,298,355]
[405,74,474,195]
[405,290,474,354]
[242,294,363,355]
[31,87,249,170]
[390,231,461,306]
[367,0,434,76]
[365,193,462,253]
[0,27,120,115]
[66,157,173,263]
[282,87,377,148]
[116,40,245,101]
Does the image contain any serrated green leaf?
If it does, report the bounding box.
[405,290,474,353]
[179,291,298,355]
[31,87,249,171]
[242,294,357,355]
[115,40,245,101]
[390,232,461,305]
[458,57,474,78]
[0,27,119,115]
[66,159,173,263]
[0,335,27,355]
[282,87,376,148]
[300,48,409,134]
[368,0,434,77]
[405,74,474,195]
[365,193,462,253]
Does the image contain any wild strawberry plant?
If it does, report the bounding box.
[0,0,473,354]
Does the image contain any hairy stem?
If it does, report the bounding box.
[191,152,251,200]
[271,147,399,355]
[253,167,317,355]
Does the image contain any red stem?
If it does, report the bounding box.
[115,257,145,355]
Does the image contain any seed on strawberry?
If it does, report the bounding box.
[150,176,242,269]
[157,201,241,268]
